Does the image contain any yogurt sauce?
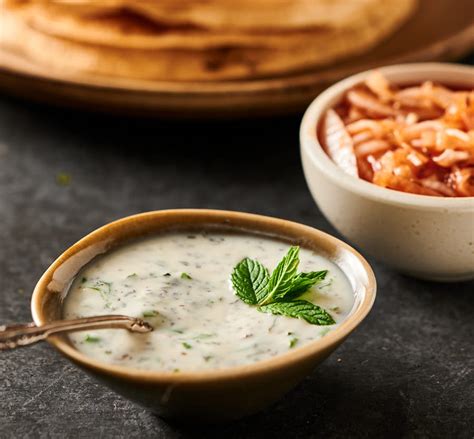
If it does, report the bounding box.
[64,231,354,371]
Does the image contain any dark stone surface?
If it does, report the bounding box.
[0,70,473,438]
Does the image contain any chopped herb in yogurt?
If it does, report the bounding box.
[84,335,100,343]
[289,337,299,348]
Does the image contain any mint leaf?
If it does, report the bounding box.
[231,257,269,305]
[181,272,192,280]
[261,246,300,304]
[279,270,328,301]
[259,300,335,325]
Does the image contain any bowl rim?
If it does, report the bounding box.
[31,209,376,383]
[300,62,474,211]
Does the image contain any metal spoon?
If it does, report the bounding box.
[0,315,153,351]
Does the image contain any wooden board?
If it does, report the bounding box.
[0,0,473,118]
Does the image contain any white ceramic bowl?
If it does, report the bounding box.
[300,63,474,282]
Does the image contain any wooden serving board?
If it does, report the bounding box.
[0,0,473,118]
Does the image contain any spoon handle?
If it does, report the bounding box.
[0,315,153,351]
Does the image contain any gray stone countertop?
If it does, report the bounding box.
[0,74,473,438]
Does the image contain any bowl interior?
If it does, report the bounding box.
[31,209,376,381]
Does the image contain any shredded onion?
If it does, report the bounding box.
[320,71,474,197]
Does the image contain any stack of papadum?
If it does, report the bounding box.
[0,0,417,81]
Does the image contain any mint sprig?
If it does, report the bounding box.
[231,246,335,326]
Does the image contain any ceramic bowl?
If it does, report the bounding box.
[31,209,376,422]
[300,63,474,282]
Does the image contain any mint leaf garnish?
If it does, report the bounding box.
[181,272,192,280]
[231,257,269,305]
[279,270,328,301]
[230,246,335,326]
[261,246,300,304]
[259,300,335,325]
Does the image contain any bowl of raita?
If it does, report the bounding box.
[31,209,376,422]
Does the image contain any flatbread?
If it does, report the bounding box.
[0,0,417,81]
[27,0,412,31]
[5,1,370,50]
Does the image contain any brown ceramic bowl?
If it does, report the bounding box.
[31,209,376,422]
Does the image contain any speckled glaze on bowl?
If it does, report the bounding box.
[31,209,376,422]
[300,63,474,282]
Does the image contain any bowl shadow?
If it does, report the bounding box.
[164,368,409,438]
